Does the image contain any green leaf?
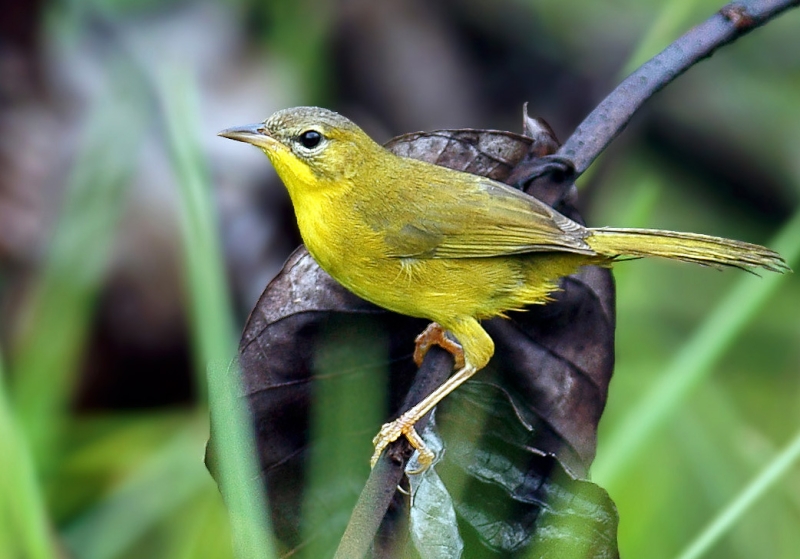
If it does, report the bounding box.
[0,351,58,559]
[10,88,142,471]
[674,427,800,559]
[408,419,464,559]
[160,68,276,559]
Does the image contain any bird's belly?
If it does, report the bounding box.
[335,253,594,325]
[328,256,527,323]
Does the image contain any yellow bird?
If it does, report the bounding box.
[220,106,789,468]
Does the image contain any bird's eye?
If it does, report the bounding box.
[298,130,322,149]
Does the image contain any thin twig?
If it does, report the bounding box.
[559,0,800,176]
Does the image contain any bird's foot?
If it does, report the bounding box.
[414,322,465,369]
[370,413,436,472]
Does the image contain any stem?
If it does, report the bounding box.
[333,348,454,559]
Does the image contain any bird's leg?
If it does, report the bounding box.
[413,322,465,369]
[370,363,478,470]
[372,318,491,470]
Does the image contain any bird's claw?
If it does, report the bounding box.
[370,413,436,472]
[414,322,465,369]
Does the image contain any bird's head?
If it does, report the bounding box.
[219,106,382,194]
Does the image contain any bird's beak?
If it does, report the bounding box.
[218,123,281,151]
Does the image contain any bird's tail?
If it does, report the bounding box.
[586,227,789,273]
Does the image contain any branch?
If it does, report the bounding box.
[333,348,454,559]
[559,0,800,176]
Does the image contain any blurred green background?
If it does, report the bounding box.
[0,0,798,558]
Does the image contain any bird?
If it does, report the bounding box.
[219,106,789,469]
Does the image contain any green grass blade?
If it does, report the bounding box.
[674,427,800,559]
[165,487,236,559]
[593,206,800,490]
[62,425,211,559]
[10,92,141,471]
[160,69,276,559]
[0,351,59,559]
[302,321,387,558]
[673,385,800,558]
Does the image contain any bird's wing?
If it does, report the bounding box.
[381,174,595,259]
